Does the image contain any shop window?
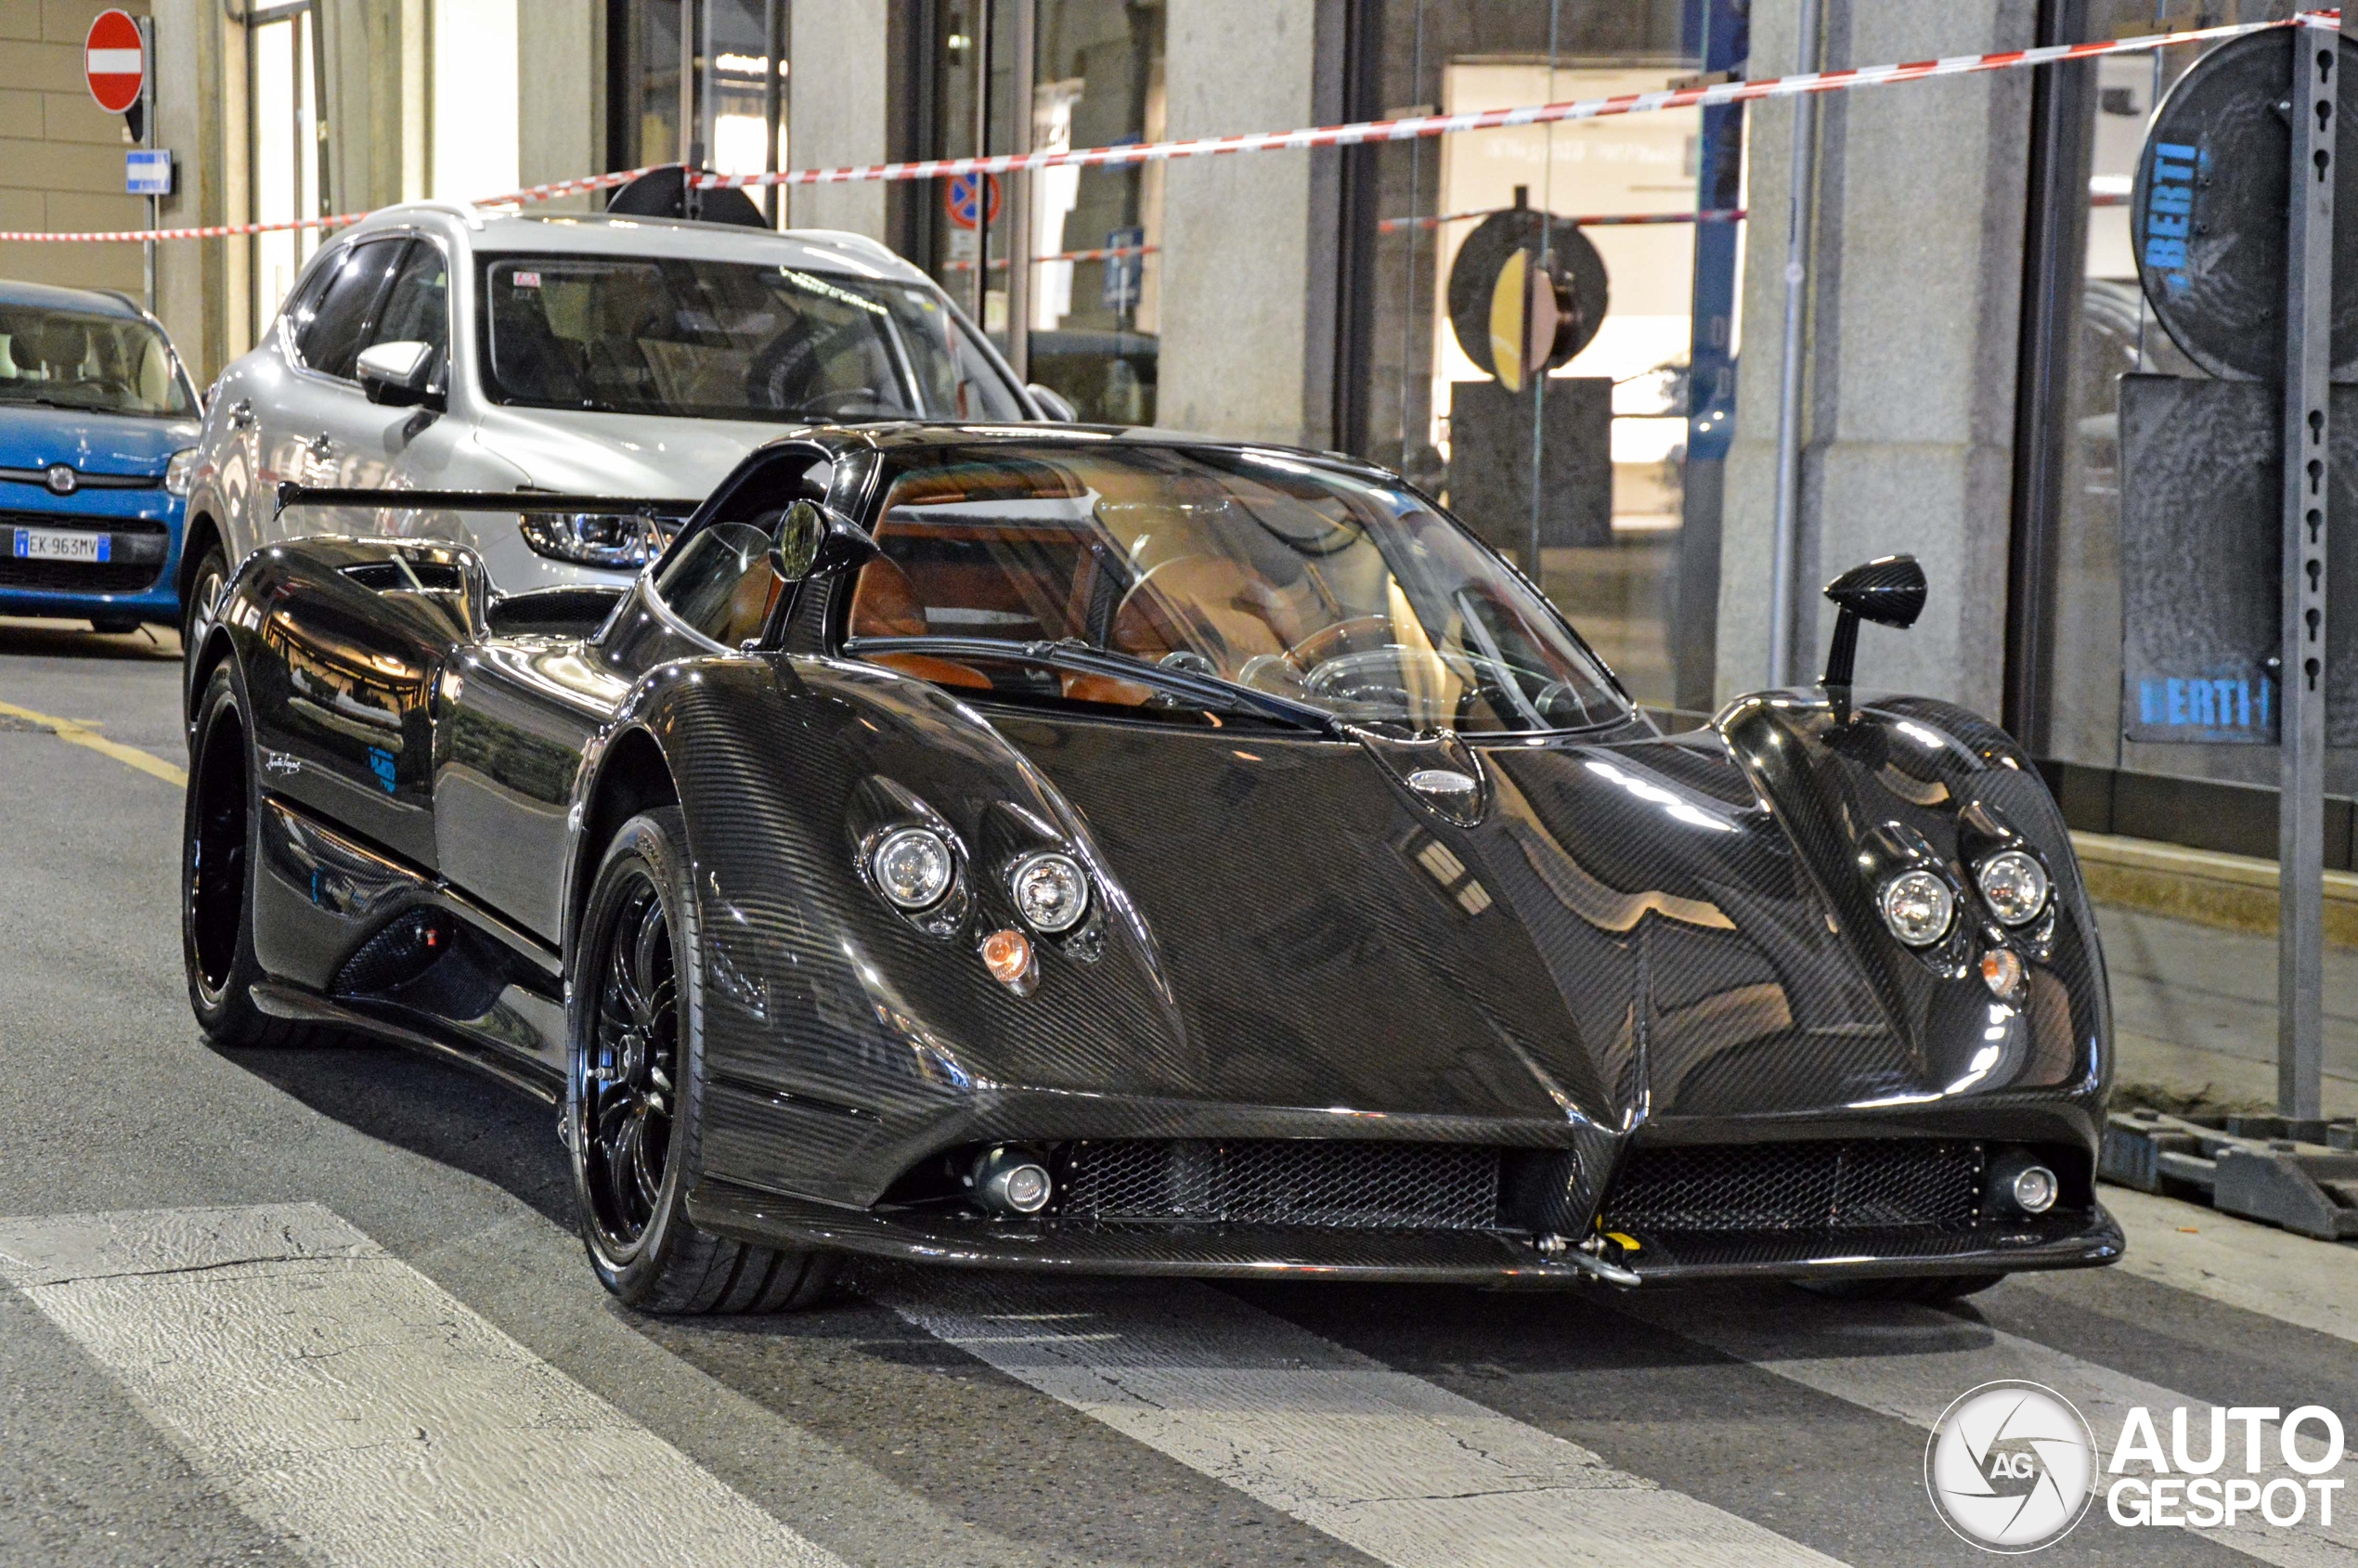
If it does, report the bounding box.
[1349,0,1712,713]
[607,0,788,225]
[430,0,519,203]
[249,3,327,330]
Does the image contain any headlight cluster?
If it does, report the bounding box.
[1975,849,2050,926]
[1010,851,1089,933]
[865,832,1092,933]
[518,511,670,568]
[1874,849,2050,947]
[165,447,198,499]
[872,826,955,911]
[1879,870,1955,947]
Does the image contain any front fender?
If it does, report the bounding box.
[607,654,1191,1206]
[1713,689,2110,1123]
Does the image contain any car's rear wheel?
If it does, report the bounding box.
[183,663,328,1049]
[182,541,226,658]
[1796,1272,2006,1304]
[569,807,836,1315]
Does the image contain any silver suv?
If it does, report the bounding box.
[178,201,1045,644]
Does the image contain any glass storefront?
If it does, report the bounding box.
[2033,2,2332,834]
[1348,1,1716,713]
[248,3,327,329]
[607,0,789,223]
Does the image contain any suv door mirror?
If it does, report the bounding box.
[356,341,442,410]
[768,498,879,584]
[1820,554,1926,690]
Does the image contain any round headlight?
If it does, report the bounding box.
[1009,851,1089,933]
[1976,849,2050,926]
[872,826,954,911]
[1879,869,1955,947]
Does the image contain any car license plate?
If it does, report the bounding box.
[12,527,109,563]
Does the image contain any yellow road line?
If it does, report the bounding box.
[0,696,186,787]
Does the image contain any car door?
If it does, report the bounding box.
[353,238,485,526]
[259,236,406,545]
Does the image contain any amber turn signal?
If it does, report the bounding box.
[1980,947,2024,1001]
[980,927,1034,990]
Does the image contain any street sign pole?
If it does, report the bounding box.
[139,16,154,316]
[2278,18,2336,1122]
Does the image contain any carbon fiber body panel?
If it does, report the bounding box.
[191,424,2115,1287]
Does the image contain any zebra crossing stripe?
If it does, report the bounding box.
[2090,1186,2358,1347]
[1621,1287,2352,1568]
[883,1273,1852,1568]
[0,1203,847,1568]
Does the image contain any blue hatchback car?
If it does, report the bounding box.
[0,282,201,632]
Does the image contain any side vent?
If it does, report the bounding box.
[334,910,457,997]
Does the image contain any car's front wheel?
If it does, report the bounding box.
[569,807,836,1315]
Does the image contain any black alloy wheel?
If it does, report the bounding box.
[182,661,326,1048]
[568,806,836,1315]
[583,874,679,1250]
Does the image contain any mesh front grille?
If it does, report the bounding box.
[1063,1140,1502,1230]
[1602,1141,1984,1234]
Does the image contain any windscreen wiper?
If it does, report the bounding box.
[842,635,1348,737]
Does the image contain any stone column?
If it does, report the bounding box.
[787,0,891,242]
[1715,0,2035,714]
[1155,0,1345,448]
[519,0,602,213]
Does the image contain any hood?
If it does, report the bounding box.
[989,701,2105,1134]
[471,405,798,499]
[0,405,200,476]
[715,660,2105,1154]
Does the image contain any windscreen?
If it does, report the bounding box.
[478,254,1027,423]
[0,308,192,417]
[845,444,1633,733]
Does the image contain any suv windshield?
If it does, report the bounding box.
[478,254,1026,423]
[843,444,1633,733]
[0,307,192,416]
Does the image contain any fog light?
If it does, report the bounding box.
[1989,1149,2060,1216]
[979,927,1034,990]
[1980,947,2025,1000]
[972,1146,1054,1214]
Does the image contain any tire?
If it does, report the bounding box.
[1795,1272,2007,1304]
[182,662,331,1049]
[569,807,837,1315]
[182,540,227,666]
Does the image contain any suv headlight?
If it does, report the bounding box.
[1009,851,1089,933]
[1878,869,1955,947]
[164,447,198,498]
[518,511,670,568]
[1975,849,2050,926]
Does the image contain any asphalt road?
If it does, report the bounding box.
[3,619,2355,1568]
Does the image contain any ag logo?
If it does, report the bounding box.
[1926,1380,2097,1552]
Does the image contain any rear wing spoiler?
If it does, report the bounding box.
[272,482,703,521]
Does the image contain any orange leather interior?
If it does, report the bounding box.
[1112,555,1295,665]
[849,556,993,690]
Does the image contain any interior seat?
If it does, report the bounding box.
[1111,555,1295,667]
[847,556,992,691]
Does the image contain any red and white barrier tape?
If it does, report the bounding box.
[0,13,2326,243]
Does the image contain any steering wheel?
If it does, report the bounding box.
[1281,616,1395,677]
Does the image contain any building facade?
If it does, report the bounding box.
[15,0,2321,858]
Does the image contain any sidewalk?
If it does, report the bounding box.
[2098,900,2358,1119]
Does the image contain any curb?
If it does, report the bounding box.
[2072,830,2358,947]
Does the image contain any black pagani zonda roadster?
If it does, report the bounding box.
[182,425,2119,1314]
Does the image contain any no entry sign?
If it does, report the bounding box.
[84,10,143,116]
